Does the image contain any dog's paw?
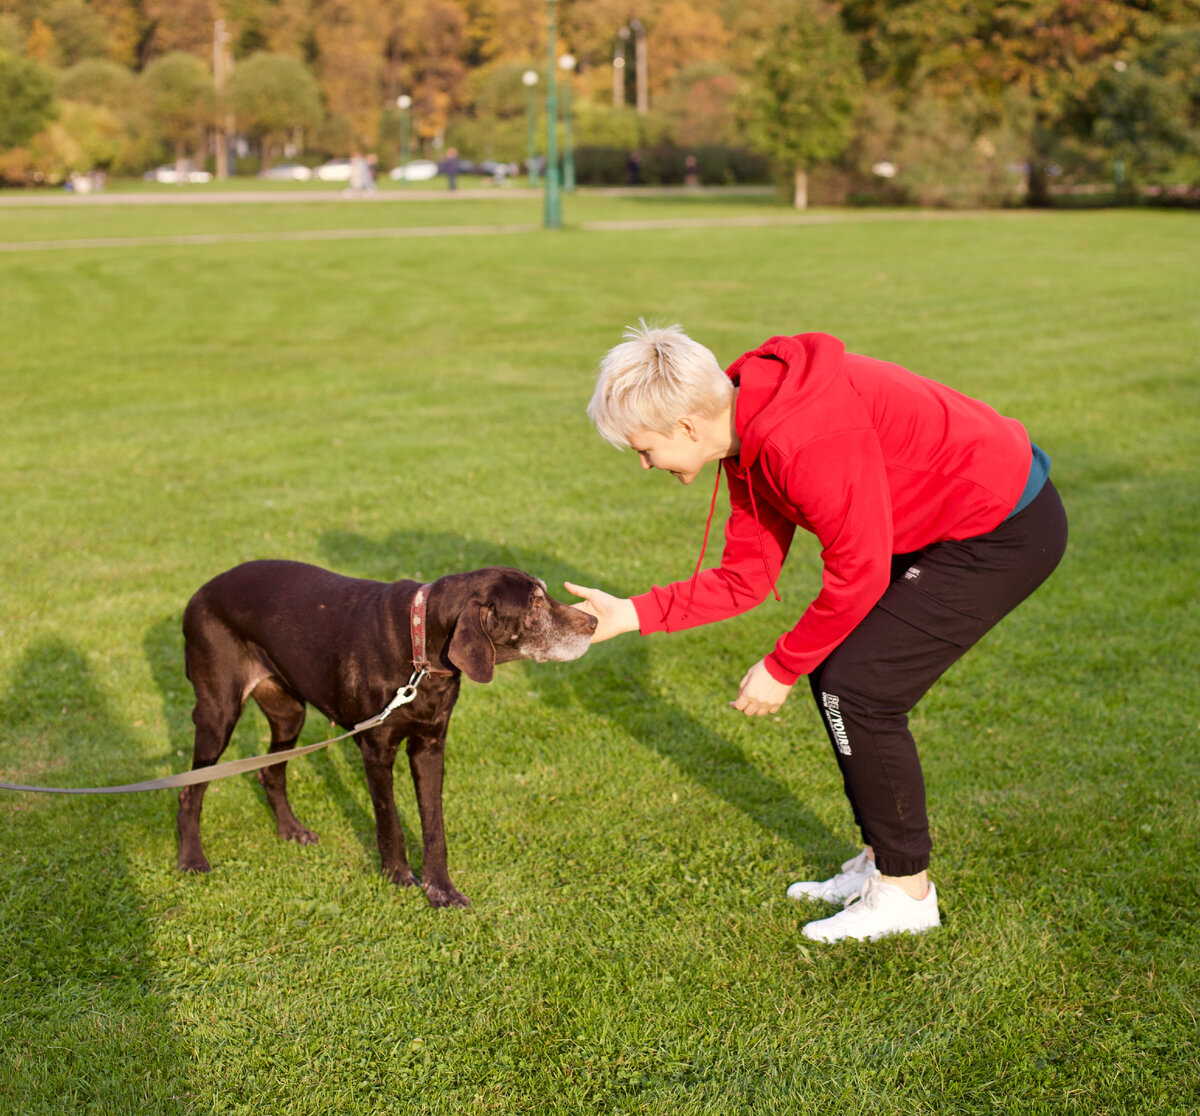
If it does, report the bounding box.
[425,884,470,909]
[178,853,212,874]
[278,821,319,846]
[384,866,420,887]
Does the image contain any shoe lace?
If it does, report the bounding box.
[844,876,883,911]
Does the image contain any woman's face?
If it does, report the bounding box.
[627,421,707,485]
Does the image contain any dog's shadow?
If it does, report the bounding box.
[317,527,835,861]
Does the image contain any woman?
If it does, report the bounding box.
[567,323,1067,943]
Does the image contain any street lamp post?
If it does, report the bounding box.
[559,53,576,193]
[396,95,412,178]
[522,70,539,186]
[543,0,562,228]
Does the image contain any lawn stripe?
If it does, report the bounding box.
[0,208,1048,252]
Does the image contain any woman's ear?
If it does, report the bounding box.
[679,415,702,441]
[447,605,495,683]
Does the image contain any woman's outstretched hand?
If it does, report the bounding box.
[564,582,640,643]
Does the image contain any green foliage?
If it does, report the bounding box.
[573,143,770,186]
[0,14,23,54]
[56,56,138,110]
[840,0,1200,200]
[309,114,357,160]
[0,49,57,149]
[845,87,1031,208]
[139,52,215,154]
[226,51,323,154]
[742,0,864,170]
[39,0,109,66]
[1090,28,1200,183]
[655,61,741,146]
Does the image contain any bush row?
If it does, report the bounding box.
[573,144,771,187]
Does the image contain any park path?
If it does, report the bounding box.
[0,185,769,207]
[0,188,1041,252]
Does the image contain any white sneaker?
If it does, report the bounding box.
[802,877,940,943]
[786,849,878,903]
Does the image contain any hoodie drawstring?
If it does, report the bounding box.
[681,462,780,622]
[745,471,782,604]
[681,463,723,621]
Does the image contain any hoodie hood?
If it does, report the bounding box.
[726,333,847,472]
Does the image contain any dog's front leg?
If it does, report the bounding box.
[359,730,419,888]
[408,732,469,908]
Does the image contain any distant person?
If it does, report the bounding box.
[625,151,642,186]
[444,147,460,192]
[684,154,699,188]
[568,323,1067,943]
[346,151,372,197]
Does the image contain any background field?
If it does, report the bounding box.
[0,195,1196,1114]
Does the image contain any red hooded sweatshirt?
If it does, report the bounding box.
[631,333,1034,684]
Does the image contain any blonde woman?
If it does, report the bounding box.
[568,323,1067,943]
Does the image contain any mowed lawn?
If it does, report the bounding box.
[0,195,1196,1115]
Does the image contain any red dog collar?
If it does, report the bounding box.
[410,583,454,676]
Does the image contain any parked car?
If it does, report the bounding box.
[258,163,313,181]
[389,159,439,182]
[143,165,213,184]
[314,158,353,182]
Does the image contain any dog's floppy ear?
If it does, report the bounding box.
[447,605,495,683]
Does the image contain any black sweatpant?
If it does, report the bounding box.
[806,480,1068,877]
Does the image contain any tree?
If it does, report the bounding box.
[742,0,864,207]
[1091,27,1200,184]
[140,0,220,60]
[56,57,152,175]
[42,0,110,65]
[0,50,57,150]
[57,57,139,109]
[644,0,731,98]
[226,51,322,167]
[140,51,215,179]
[656,61,739,145]
[840,0,1199,204]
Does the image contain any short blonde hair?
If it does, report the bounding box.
[587,321,731,448]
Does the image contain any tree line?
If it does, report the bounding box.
[1,0,1197,204]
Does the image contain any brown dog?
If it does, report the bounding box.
[176,560,596,906]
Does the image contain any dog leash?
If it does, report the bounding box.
[0,583,445,797]
[0,670,428,796]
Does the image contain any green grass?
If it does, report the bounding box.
[0,195,1196,1114]
[0,188,784,245]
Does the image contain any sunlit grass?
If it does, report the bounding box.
[0,201,1196,1114]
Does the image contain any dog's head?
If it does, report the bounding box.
[440,568,597,684]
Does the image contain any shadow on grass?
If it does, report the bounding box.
[0,639,189,1113]
[318,527,833,861]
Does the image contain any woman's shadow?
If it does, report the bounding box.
[314,527,836,864]
[0,639,189,1112]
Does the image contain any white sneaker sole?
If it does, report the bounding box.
[801,882,941,943]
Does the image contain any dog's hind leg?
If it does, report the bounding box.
[251,677,318,847]
[177,670,245,874]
